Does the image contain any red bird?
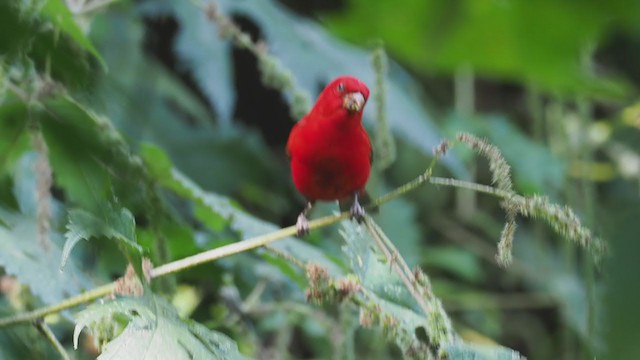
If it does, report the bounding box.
[286,76,372,235]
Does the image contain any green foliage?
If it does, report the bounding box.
[0,154,93,306]
[40,0,106,69]
[324,0,637,98]
[74,295,247,359]
[0,0,634,358]
[339,221,524,359]
[0,1,91,87]
[0,299,54,359]
[62,206,143,272]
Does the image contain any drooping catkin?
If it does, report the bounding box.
[30,128,52,252]
[457,132,513,193]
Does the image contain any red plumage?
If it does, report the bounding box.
[287,76,371,201]
[286,76,372,234]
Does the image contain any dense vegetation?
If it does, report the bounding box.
[1,0,638,359]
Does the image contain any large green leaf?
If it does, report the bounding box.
[74,295,248,359]
[0,100,30,178]
[340,221,523,359]
[324,0,636,99]
[0,1,92,87]
[39,96,150,213]
[0,154,93,306]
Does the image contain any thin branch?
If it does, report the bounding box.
[149,212,349,279]
[429,177,513,198]
[0,284,115,327]
[35,320,72,360]
[363,218,431,315]
[364,218,456,347]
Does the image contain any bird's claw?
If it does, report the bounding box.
[350,201,366,223]
[296,213,310,237]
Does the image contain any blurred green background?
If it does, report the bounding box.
[1,0,639,359]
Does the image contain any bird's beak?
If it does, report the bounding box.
[343,92,366,113]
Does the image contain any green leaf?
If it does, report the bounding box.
[0,155,93,306]
[39,96,149,212]
[62,205,143,272]
[74,295,248,359]
[0,2,92,86]
[423,246,484,283]
[324,0,636,99]
[0,101,29,178]
[340,221,523,358]
[340,221,419,311]
[372,186,422,267]
[41,0,107,69]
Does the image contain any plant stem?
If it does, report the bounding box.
[36,320,71,360]
[149,212,349,278]
[429,176,513,198]
[364,217,431,315]
[0,284,115,327]
[364,218,455,345]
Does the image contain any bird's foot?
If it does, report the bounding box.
[349,200,366,223]
[296,213,310,237]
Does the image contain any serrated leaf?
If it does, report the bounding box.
[74,295,248,360]
[62,205,143,271]
[41,0,107,69]
[0,153,93,305]
[38,95,153,215]
[0,213,93,305]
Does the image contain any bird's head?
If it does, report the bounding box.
[313,76,370,119]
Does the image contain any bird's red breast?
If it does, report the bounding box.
[286,76,372,201]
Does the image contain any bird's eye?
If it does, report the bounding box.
[337,83,345,92]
